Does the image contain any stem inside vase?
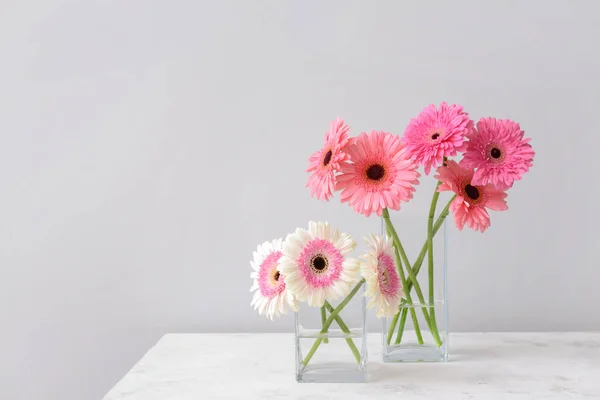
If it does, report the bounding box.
[301,279,366,366]
[383,193,455,348]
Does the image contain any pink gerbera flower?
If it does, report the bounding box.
[250,239,298,320]
[279,221,360,307]
[435,160,508,233]
[336,131,419,217]
[361,235,403,318]
[306,118,351,201]
[403,102,474,174]
[460,118,534,190]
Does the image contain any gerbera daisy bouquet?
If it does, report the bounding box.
[306,104,534,361]
[249,106,534,380]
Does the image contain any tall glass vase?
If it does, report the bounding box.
[381,212,448,362]
[294,281,368,382]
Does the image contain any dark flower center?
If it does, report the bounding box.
[323,150,333,166]
[490,148,501,159]
[431,133,440,140]
[464,184,480,200]
[311,255,328,273]
[274,271,280,281]
[366,164,385,181]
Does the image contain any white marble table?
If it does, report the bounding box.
[103,333,600,399]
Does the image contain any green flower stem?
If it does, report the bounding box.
[386,196,456,347]
[395,194,455,346]
[404,195,456,296]
[382,208,434,334]
[385,221,424,345]
[395,307,409,345]
[323,301,360,361]
[428,182,441,305]
[385,195,450,346]
[427,182,443,346]
[406,307,424,344]
[386,311,400,345]
[320,306,329,344]
[302,279,366,366]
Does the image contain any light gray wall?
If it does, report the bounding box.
[1,1,598,399]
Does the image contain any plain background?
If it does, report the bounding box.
[1,1,599,399]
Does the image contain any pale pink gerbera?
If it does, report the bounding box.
[279,221,360,307]
[461,118,534,190]
[435,160,508,233]
[403,102,474,174]
[336,131,420,217]
[306,118,351,201]
[360,235,403,318]
[250,239,298,320]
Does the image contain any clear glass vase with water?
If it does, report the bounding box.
[381,213,448,362]
[294,281,368,382]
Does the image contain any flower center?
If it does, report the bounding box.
[377,253,399,297]
[366,164,385,181]
[258,251,285,296]
[431,133,440,140]
[379,268,389,286]
[310,254,329,273]
[323,150,333,166]
[490,147,501,159]
[464,184,480,200]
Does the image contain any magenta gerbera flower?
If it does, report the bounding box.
[306,118,351,201]
[435,160,508,233]
[403,102,474,174]
[336,131,420,217]
[460,117,534,190]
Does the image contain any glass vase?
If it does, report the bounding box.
[381,212,448,362]
[294,281,368,382]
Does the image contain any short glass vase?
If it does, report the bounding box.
[294,281,368,382]
[381,213,448,363]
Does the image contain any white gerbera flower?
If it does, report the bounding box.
[360,235,404,318]
[250,238,298,320]
[279,221,360,307]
